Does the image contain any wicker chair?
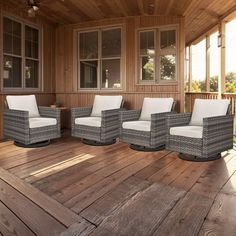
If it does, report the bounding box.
[119,98,175,151]
[166,99,233,161]
[4,95,61,147]
[71,95,123,145]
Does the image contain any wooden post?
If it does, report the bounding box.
[206,35,210,92]
[218,21,226,98]
[189,45,192,92]
[179,17,185,112]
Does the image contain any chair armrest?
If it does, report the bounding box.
[119,110,141,123]
[3,109,29,130]
[71,107,92,129]
[38,106,61,119]
[151,111,175,131]
[71,107,92,119]
[203,115,234,137]
[166,113,192,130]
[101,108,121,127]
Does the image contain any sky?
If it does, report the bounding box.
[191,18,236,81]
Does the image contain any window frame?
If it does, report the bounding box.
[136,25,178,85]
[1,14,42,92]
[77,25,124,91]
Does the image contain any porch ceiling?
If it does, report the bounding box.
[3,0,236,43]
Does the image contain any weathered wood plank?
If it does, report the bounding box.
[170,161,210,191]
[80,176,151,225]
[59,222,96,236]
[0,179,66,235]
[66,153,169,213]
[0,201,35,236]
[191,156,236,199]
[24,153,95,183]
[148,157,191,184]
[220,172,236,197]
[134,151,175,180]
[90,183,185,236]
[0,167,91,230]
[152,192,212,236]
[53,150,168,204]
[199,193,236,236]
[34,145,136,196]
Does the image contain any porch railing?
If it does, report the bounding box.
[185,92,236,135]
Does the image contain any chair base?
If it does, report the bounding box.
[178,153,221,162]
[82,139,116,146]
[14,140,50,148]
[130,144,165,152]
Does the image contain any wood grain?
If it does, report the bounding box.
[90,183,185,236]
[153,192,212,236]
[199,193,236,236]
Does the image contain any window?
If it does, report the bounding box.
[138,28,177,84]
[3,16,40,89]
[78,27,122,90]
[191,39,206,92]
[139,31,155,81]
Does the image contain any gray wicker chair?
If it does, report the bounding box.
[4,95,61,147]
[71,95,123,145]
[166,99,233,161]
[120,98,176,151]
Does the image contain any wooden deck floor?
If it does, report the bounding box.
[1,135,236,236]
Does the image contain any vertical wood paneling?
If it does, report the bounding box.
[55,15,185,119]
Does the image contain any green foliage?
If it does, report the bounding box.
[210,76,218,92]
[160,55,175,80]
[191,80,206,92]
[225,72,236,93]
[191,72,236,93]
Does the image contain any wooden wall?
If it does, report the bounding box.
[0,4,56,138]
[55,16,185,117]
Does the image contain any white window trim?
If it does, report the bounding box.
[136,25,179,85]
[1,13,42,92]
[77,25,124,91]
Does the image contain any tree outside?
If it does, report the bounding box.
[190,72,236,93]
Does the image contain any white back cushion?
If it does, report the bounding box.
[6,95,40,118]
[91,95,123,117]
[139,97,174,121]
[190,99,230,126]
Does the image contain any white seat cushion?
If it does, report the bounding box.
[122,120,151,132]
[75,117,102,127]
[29,117,57,129]
[6,95,40,118]
[91,95,123,117]
[139,97,174,121]
[170,126,203,139]
[190,99,230,126]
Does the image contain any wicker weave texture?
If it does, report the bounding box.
[4,107,61,145]
[120,110,175,148]
[166,113,233,159]
[71,107,121,143]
